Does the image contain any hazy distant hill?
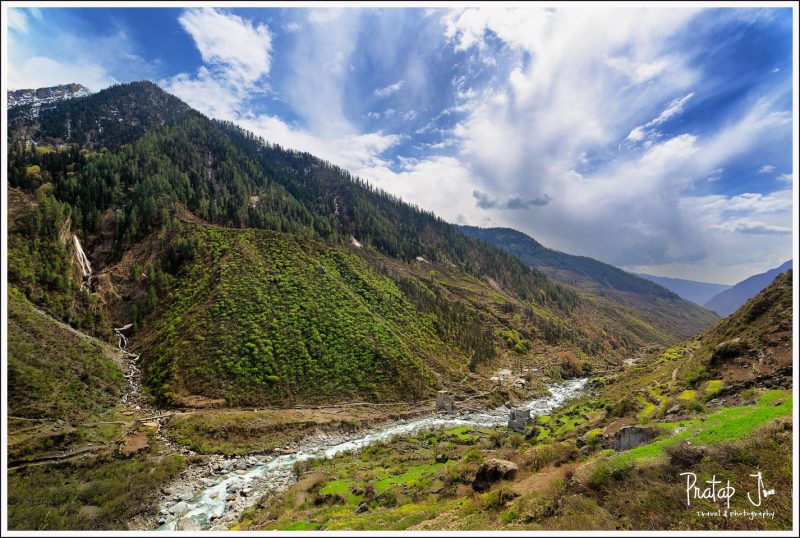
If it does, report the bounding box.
[637,273,731,305]
[459,226,718,341]
[704,260,792,316]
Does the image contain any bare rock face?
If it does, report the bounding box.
[614,426,657,452]
[471,458,519,492]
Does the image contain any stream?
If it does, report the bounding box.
[155,377,587,531]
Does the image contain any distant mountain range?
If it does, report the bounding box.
[636,274,731,305]
[704,260,793,316]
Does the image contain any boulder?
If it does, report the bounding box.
[471,458,518,492]
[508,408,532,433]
[177,517,202,531]
[711,338,746,367]
[435,453,449,464]
[614,426,657,451]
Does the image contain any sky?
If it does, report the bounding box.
[6,5,795,284]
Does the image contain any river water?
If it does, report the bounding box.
[157,377,587,531]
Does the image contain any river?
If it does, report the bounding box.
[156,377,587,531]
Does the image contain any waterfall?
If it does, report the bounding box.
[72,234,93,290]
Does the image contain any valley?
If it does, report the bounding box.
[4,81,794,532]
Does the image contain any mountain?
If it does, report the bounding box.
[7,83,91,108]
[7,81,717,408]
[7,83,91,119]
[704,260,792,316]
[459,226,718,341]
[636,273,731,305]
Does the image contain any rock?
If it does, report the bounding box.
[471,458,519,492]
[177,517,202,531]
[180,491,194,501]
[355,502,370,514]
[435,453,449,464]
[666,405,681,415]
[235,469,248,475]
[172,502,188,515]
[158,518,166,526]
[711,338,746,367]
[210,491,219,500]
[614,426,657,451]
[508,408,532,433]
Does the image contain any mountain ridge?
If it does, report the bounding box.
[636,273,731,305]
[704,259,793,316]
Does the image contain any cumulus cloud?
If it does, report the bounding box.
[433,6,792,281]
[777,173,793,183]
[758,164,776,173]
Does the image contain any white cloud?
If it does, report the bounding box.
[705,168,724,182]
[625,92,695,143]
[758,164,776,174]
[777,173,793,183]
[7,8,32,33]
[164,8,401,178]
[607,56,668,84]
[374,80,404,98]
[427,7,792,282]
[7,55,115,92]
[177,8,272,85]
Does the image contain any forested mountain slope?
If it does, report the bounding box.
[7,81,717,406]
[459,226,718,340]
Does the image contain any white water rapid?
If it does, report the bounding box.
[156,377,587,531]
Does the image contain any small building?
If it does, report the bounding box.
[436,391,455,413]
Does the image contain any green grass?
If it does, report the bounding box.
[7,288,123,424]
[615,390,792,465]
[7,454,187,530]
[319,462,453,505]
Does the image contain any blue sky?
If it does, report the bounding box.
[6,5,795,284]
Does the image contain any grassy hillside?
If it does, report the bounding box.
[6,289,187,531]
[7,287,122,423]
[240,269,793,530]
